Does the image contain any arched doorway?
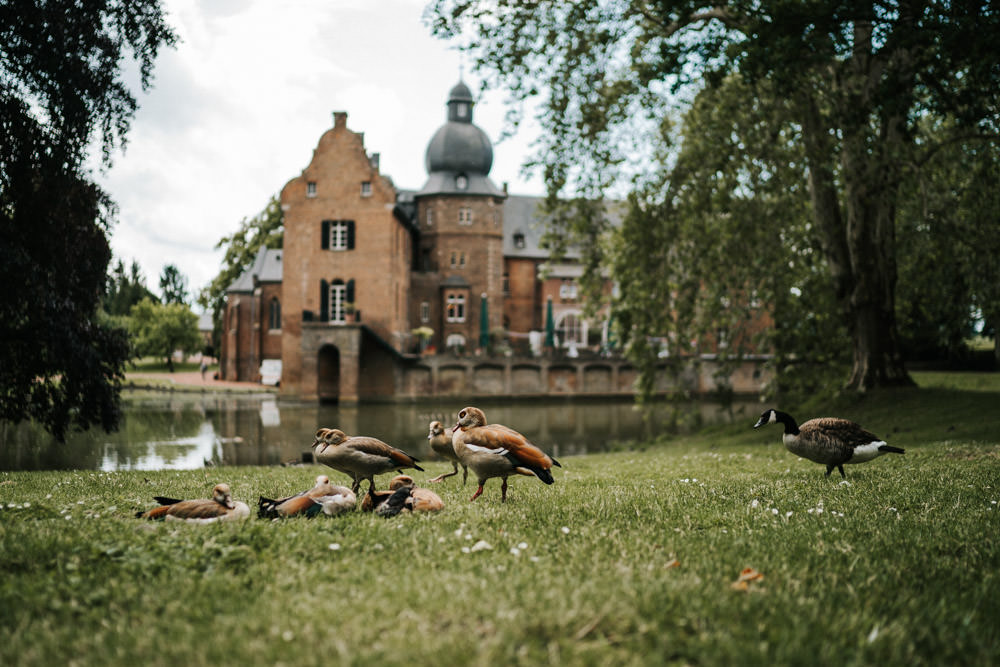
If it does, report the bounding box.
[317,345,340,403]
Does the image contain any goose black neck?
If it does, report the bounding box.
[774,410,800,435]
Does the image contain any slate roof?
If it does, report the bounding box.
[227,247,283,293]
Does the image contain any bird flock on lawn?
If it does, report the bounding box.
[136,404,905,523]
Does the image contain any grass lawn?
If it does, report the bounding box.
[1,374,998,665]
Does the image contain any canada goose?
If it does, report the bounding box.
[136,483,250,523]
[427,419,468,484]
[452,406,561,502]
[311,428,424,493]
[753,408,904,478]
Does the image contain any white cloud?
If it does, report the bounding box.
[95,0,542,300]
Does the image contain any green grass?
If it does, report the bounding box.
[2,379,999,666]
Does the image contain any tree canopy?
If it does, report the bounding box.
[104,259,158,317]
[0,0,176,439]
[129,298,201,373]
[428,0,1000,394]
[159,263,190,305]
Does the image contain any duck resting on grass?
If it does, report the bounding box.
[427,419,468,484]
[257,475,355,518]
[361,474,415,512]
[452,406,561,502]
[375,477,445,517]
[137,483,250,523]
[311,427,424,494]
[753,408,905,478]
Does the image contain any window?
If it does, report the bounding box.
[322,220,355,251]
[268,298,281,331]
[426,208,434,226]
[716,328,729,350]
[320,278,354,323]
[457,103,468,119]
[458,208,472,225]
[503,273,510,296]
[446,293,466,322]
[559,281,578,300]
[306,181,316,197]
[513,232,526,249]
[557,312,583,346]
[455,174,468,190]
[459,252,466,268]
[361,181,371,197]
[420,301,430,323]
[450,251,457,268]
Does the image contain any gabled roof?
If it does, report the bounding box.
[226,247,283,293]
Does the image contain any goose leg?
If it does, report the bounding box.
[501,477,508,503]
[837,465,845,478]
[470,483,484,502]
[429,463,458,483]
[461,465,468,486]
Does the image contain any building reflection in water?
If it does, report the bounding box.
[1,395,758,471]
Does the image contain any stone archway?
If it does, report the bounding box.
[317,344,340,403]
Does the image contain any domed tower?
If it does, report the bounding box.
[412,82,506,353]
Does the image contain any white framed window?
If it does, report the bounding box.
[559,281,578,300]
[450,251,457,268]
[458,208,472,225]
[420,301,430,324]
[457,103,468,119]
[557,312,584,346]
[329,283,347,324]
[330,221,349,250]
[426,208,434,226]
[306,181,317,197]
[361,181,371,197]
[456,174,468,190]
[446,293,466,323]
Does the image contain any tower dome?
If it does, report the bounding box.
[418,82,505,197]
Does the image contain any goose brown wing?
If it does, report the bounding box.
[346,436,422,468]
[804,418,882,449]
[467,425,553,469]
[167,498,229,519]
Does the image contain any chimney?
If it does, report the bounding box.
[333,111,347,128]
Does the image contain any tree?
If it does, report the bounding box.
[129,298,201,373]
[104,259,159,317]
[429,0,1000,391]
[1,1,176,439]
[197,195,283,350]
[159,263,189,305]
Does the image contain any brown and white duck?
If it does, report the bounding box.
[452,406,561,502]
[311,428,424,493]
[360,474,415,512]
[375,477,445,517]
[427,419,468,484]
[136,483,250,523]
[257,475,351,518]
[753,408,905,478]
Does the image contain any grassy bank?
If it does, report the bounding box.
[1,376,999,665]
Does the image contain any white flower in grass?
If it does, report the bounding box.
[509,547,521,557]
[282,630,294,642]
[518,541,528,550]
[750,499,759,509]
[561,526,570,535]
[785,511,793,518]
[461,547,471,554]
[839,480,851,487]
[470,540,492,552]
[529,556,540,563]
[328,543,341,551]
[771,508,779,515]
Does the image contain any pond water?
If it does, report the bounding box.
[0,394,761,471]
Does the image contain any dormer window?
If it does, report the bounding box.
[455,173,468,190]
[513,232,526,249]
[306,181,317,197]
[360,181,371,197]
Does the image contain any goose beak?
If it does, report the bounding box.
[753,417,766,429]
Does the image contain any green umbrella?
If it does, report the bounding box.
[479,293,489,349]
[544,296,555,348]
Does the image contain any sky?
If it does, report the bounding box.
[95,0,543,304]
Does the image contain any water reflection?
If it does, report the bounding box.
[0,395,759,471]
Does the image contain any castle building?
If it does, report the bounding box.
[219,82,610,401]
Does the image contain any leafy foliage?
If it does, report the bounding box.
[128,298,201,372]
[428,0,1000,393]
[0,0,176,439]
[103,259,158,317]
[198,195,283,348]
[158,263,189,305]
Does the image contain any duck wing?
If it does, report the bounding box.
[465,425,558,483]
[346,436,424,471]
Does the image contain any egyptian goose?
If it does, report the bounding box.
[452,406,561,502]
[314,485,357,516]
[754,408,905,478]
[360,474,415,512]
[136,483,250,523]
[311,428,424,493]
[375,478,445,517]
[257,475,353,518]
[427,419,468,484]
